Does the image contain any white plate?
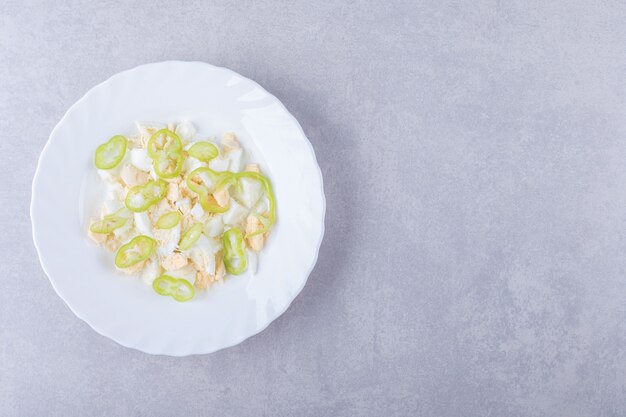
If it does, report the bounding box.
[31,61,325,356]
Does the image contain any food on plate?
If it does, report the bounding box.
[87,122,276,301]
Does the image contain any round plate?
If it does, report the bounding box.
[31,61,325,356]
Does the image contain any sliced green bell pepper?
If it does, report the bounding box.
[179,222,203,250]
[222,228,247,275]
[147,129,182,159]
[94,135,127,169]
[89,211,127,234]
[153,150,184,179]
[188,141,218,162]
[235,172,276,237]
[152,275,195,302]
[156,211,181,229]
[125,179,168,212]
[115,235,155,269]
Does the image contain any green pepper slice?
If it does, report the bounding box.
[186,167,233,196]
[125,179,168,212]
[152,275,195,302]
[222,228,247,275]
[156,211,181,229]
[179,223,203,250]
[147,129,182,159]
[115,235,155,269]
[89,212,127,234]
[235,172,276,237]
[188,141,218,162]
[153,150,184,179]
[94,135,127,169]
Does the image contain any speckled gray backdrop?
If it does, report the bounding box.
[1,0,626,416]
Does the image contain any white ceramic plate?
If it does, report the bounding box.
[31,61,325,356]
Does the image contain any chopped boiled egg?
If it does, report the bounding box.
[166,265,197,285]
[166,182,179,203]
[154,224,181,258]
[226,148,243,172]
[186,235,220,275]
[208,157,229,172]
[161,253,189,271]
[103,198,124,215]
[190,202,205,221]
[223,198,248,225]
[244,163,260,173]
[134,212,153,237]
[252,197,269,215]
[120,164,149,187]
[194,271,212,290]
[175,122,196,143]
[175,197,192,216]
[221,132,240,152]
[141,257,162,285]
[105,182,125,200]
[130,148,152,172]
[204,215,224,237]
[236,176,263,208]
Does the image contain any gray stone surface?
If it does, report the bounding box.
[1,0,626,415]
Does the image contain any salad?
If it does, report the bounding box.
[87,122,276,302]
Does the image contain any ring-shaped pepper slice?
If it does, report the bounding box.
[188,141,219,162]
[115,235,155,269]
[152,275,195,302]
[235,172,276,237]
[156,211,181,229]
[179,223,204,250]
[89,212,128,234]
[95,135,127,169]
[147,129,182,159]
[222,228,247,275]
[125,179,168,212]
[153,150,184,179]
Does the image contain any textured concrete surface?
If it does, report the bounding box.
[2,1,626,416]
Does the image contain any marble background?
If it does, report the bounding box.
[2,1,626,416]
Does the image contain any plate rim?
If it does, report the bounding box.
[30,60,326,356]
